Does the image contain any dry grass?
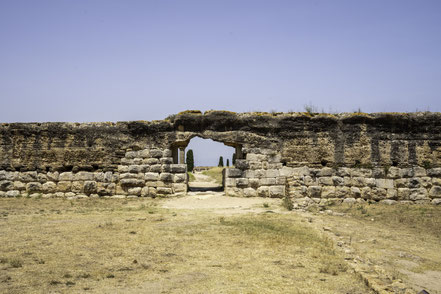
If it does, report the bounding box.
[187,172,196,182]
[201,167,224,184]
[0,198,371,293]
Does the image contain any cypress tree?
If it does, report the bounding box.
[226,158,230,167]
[232,153,236,165]
[186,149,194,172]
[218,156,224,167]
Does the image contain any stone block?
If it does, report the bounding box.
[412,167,426,177]
[376,179,394,189]
[133,158,143,165]
[121,158,133,165]
[279,167,294,177]
[257,186,269,197]
[249,161,263,169]
[47,172,59,181]
[104,171,114,182]
[360,187,371,199]
[432,199,441,205]
[126,165,140,174]
[351,168,372,177]
[307,186,321,198]
[265,169,279,178]
[335,186,350,198]
[343,198,357,204]
[159,173,173,182]
[20,171,38,182]
[235,159,249,170]
[408,178,423,188]
[365,178,376,187]
[246,153,266,161]
[386,167,400,179]
[292,166,310,177]
[371,187,387,200]
[321,186,336,198]
[275,176,286,185]
[225,187,243,197]
[427,168,441,177]
[13,181,26,191]
[125,151,139,158]
[0,171,5,181]
[318,177,333,186]
[157,187,172,195]
[386,189,397,200]
[37,174,47,182]
[225,178,236,187]
[380,199,397,205]
[150,149,163,158]
[372,168,385,178]
[398,168,412,178]
[337,167,351,177]
[162,164,171,172]
[160,157,173,164]
[236,178,249,188]
[173,183,187,193]
[119,173,136,179]
[120,179,144,186]
[244,170,255,178]
[395,178,409,188]
[150,164,162,173]
[249,178,260,189]
[409,188,428,200]
[118,165,129,173]
[317,167,334,177]
[429,186,441,198]
[433,178,441,186]
[174,173,186,183]
[289,186,306,198]
[352,177,366,187]
[350,187,361,198]
[420,177,432,188]
[128,187,141,196]
[397,188,410,200]
[139,149,150,158]
[71,181,84,193]
[84,181,98,194]
[254,169,265,178]
[244,188,257,197]
[170,164,186,173]
[304,176,316,186]
[57,181,71,192]
[332,176,344,186]
[54,192,65,198]
[6,190,20,197]
[269,185,285,198]
[260,178,276,185]
[141,187,149,197]
[59,172,73,181]
[94,172,105,182]
[74,172,94,181]
[145,158,159,165]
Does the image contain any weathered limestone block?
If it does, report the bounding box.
[57,181,72,192]
[170,164,186,173]
[244,187,258,197]
[120,179,144,186]
[133,158,143,165]
[254,169,266,178]
[20,171,38,182]
[432,199,441,205]
[429,186,441,198]
[316,167,333,177]
[427,168,441,177]
[0,171,6,180]
[172,183,187,193]
[145,158,159,165]
[244,170,255,178]
[395,178,409,188]
[159,173,173,182]
[118,165,129,173]
[321,186,336,198]
[350,187,361,198]
[279,167,293,177]
[163,149,172,157]
[260,178,276,185]
[120,173,138,179]
[6,190,20,197]
[125,151,139,158]
[162,165,171,172]
[121,158,133,165]
[304,176,316,186]
[59,172,73,181]
[236,178,249,188]
[420,177,432,188]
[386,167,401,179]
[360,187,371,199]
[249,178,260,189]
[157,187,172,194]
[398,168,412,178]
[409,188,428,200]
[224,178,236,187]
[173,173,186,183]
[37,174,47,182]
[74,172,94,181]
[150,149,163,158]
[128,187,141,196]
[352,177,366,187]
[71,181,84,193]
[331,176,344,186]
[13,181,26,191]
[265,169,279,178]
[225,187,243,197]
[365,178,376,187]
[337,167,351,177]
[94,172,105,182]
[318,177,333,186]
[397,188,410,200]
[275,176,286,185]
[433,178,441,186]
[372,168,385,178]
[104,171,114,182]
[290,186,306,198]
[343,198,357,204]
[412,167,427,177]
[376,179,394,189]
[371,187,387,200]
[139,149,150,158]
[54,192,65,197]
[352,169,372,177]
[380,199,397,205]
[160,157,173,164]
[269,185,285,198]
[307,186,321,198]
[84,181,98,194]
[235,159,249,170]
[249,161,263,169]
[26,182,41,193]
[150,164,162,173]
[386,189,397,199]
[246,153,266,161]
[127,165,141,173]
[141,187,149,197]
[335,186,350,198]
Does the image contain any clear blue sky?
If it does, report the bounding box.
[1,1,440,165]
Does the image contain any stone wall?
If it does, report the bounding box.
[1,110,441,203]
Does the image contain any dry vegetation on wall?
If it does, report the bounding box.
[0,198,372,294]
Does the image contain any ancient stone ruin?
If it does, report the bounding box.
[1,110,440,204]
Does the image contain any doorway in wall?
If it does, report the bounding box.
[178,137,237,192]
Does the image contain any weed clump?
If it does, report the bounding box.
[282,196,293,211]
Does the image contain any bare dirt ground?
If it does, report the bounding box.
[0,169,439,293]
